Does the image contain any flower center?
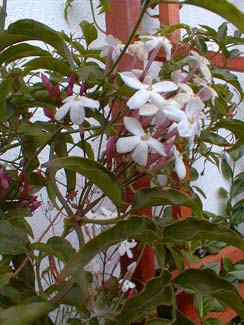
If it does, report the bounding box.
[188,116,195,124]
[74,94,81,101]
[141,133,150,141]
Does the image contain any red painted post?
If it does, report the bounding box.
[159,3,180,41]
[105,0,155,298]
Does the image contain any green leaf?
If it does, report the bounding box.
[0,19,74,66]
[0,78,12,116]
[132,187,201,216]
[221,158,233,179]
[213,119,244,150]
[0,43,50,65]
[24,57,74,76]
[60,216,156,279]
[108,271,173,325]
[0,302,53,325]
[162,217,244,250]
[0,220,28,255]
[216,22,228,42]
[77,65,103,82]
[97,0,112,14]
[182,0,244,33]
[173,268,244,319]
[199,131,229,147]
[46,157,124,208]
[228,262,244,280]
[33,237,76,263]
[80,21,98,46]
[222,257,233,272]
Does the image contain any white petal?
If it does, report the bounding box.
[154,111,166,125]
[55,102,71,121]
[116,136,139,153]
[144,38,158,52]
[177,119,193,138]
[132,142,148,166]
[80,96,99,109]
[200,64,212,82]
[174,152,186,180]
[148,138,166,156]
[70,104,85,125]
[152,81,178,93]
[124,117,144,136]
[127,89,150,109]
[150,92,166,107]
[164,107,186,122]
[139,103,159,116]
[63,95,76,104]
[119,72,144,90]
[178,83,194,95]
[106,34,117,47]
[186,97,205,116]
[89,38,105,50]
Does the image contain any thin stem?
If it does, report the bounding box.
[12,207,64,280]
[89,0,106,34]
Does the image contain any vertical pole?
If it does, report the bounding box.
[159,3,180,41]
[105,0,155,299]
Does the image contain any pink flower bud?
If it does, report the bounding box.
[1,178,9,191]
[19,182,30,201]
[66,74,75,96]
[198,86,212,102]
[43,108,55,120]
[18,172,26,183]
[41,73,54,97]
[54,85,61,101]
[80,82,86,95]
[127,287,135,299]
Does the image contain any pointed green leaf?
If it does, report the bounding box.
[0,302,53,325]
[80,21,98,46]
[0,220,28,255]
[162,217,244,250]
[46,157,124,208]
[0,43,50,65]
[182,0,244,32]
[132,187,201,215]
[108,271,173,325]
[60,216,156,278]
[173,268,244,319]
[24,57,74,76]
[0,19,74,66]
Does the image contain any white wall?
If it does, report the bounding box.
[3,1,244,230]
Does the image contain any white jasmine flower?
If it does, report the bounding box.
[184,50,212,82]
[139,99,185,126]
[55,94,99,125]
[177,97,205,145]
[120,72,177,109]
[139,35,172,60]
[90,35,124,60]
[116,117,166,166]
[119,279,136,293]
[127,41,148,61]
[118,240,137,259]
[172,145,186,180]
